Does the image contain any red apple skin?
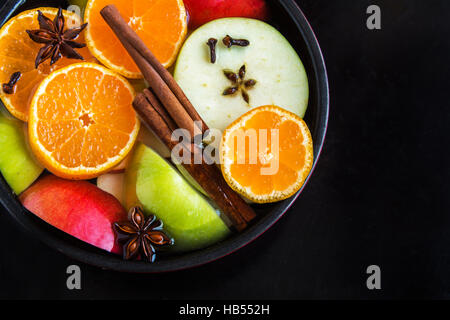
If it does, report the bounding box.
[184,0,269,29]
[19,175,127,253]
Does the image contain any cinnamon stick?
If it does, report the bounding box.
[101,5,256,230]
[101,5,207,136]
[143,88,177,132]
[134,92,252,231]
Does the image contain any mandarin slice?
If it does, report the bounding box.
[28,63,140,180]
[0,8,94,121]
[221,105,313,203]
[84,0,187,78]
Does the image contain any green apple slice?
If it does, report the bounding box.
[125,143,230,251]
[0,111,43,194]
[174,17,309,132]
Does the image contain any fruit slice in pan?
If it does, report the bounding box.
[221,105,313,203]
[84,0,188,78]
[125,143,230,252]
[28,62,139,180]
[0,8,94,121]
[20,175,127,253]
[183,0,269,28]
[0,110,43,194]
[174,18,309,132]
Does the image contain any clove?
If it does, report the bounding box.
[222,35,250,48]
[206,38,218,63]
[2,72,21,94]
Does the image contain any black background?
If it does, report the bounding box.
[1,0,449,299]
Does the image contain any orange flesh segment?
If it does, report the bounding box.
[53,129,86,168]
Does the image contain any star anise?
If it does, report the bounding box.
[113,206,174,262]
[26,8,87,68]
[222,65,257,104]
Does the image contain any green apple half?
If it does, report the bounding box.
[174,18,309,132]
[0,111,43,194]
[125,143,230,251]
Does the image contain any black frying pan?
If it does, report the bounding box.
[0,0,329,272]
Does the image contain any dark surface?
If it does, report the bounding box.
[0,0,449,299]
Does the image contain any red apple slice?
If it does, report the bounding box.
[184,0,269,28]
[20,175,127,253]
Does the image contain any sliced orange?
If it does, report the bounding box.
[221,105,314,203]
[0,8,94,121]
[84,0,188,78]
[28,62,140,180]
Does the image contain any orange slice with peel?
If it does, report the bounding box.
[0,8,94,121]
[221,105,314,203]
[28,62,140,180]
[84,0,188,78]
